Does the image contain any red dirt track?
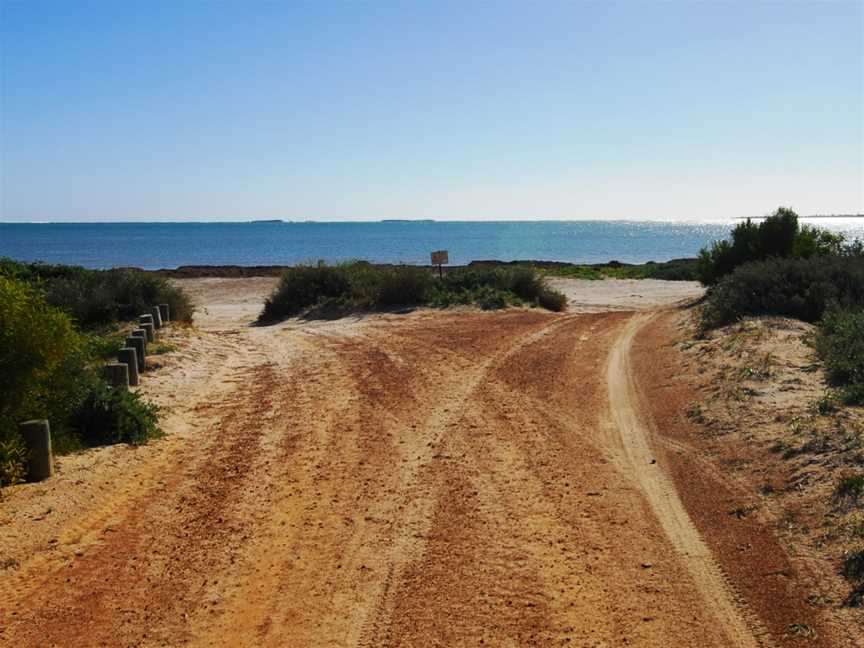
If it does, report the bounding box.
[2,305,847,646]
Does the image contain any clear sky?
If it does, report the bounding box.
[1,0,862,222]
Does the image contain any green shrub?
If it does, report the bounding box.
[376,266,433,306]
[0,275,93,483]
[44,269,193,327]
[0,273,169,486]
[0,436,28,487]
[76,383,161,446]
[261,263,352,319]
[476,288,509,310]
[697,208,845,286]
[835,472,864,506]
[843,549,864,582]
[260,262,566,320]
[0,259,194,328]
[699,256,864,329]
[815,309,864,404]
[644,258,700,281]
[0,257,88,282]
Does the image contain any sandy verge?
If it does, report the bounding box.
[631,311,864,645]
[547,277,704,313]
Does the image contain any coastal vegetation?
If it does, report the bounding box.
[0,260,181,487]
[696,208,864,603]
[699,255,864,328]
[259,261,567,321]
[475,257,700,282]
[698,212,864,403]
[0,258,193,328]
[816,309,864,406]
[696,207,847,286]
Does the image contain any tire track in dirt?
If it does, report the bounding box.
[382,312,736,647]
[4,306,788,647]
[605,313,766,648]
[0,328,254,609]
[187,311,570,647]
[354,314,578,647]
[2,356,286,647]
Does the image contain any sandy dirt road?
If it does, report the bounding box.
[2,279,779,647]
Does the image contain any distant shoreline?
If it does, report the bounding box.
[2,215,862,225]
[149,258,697,279]
[733,214,863,220]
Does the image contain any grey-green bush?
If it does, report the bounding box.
[260,262,567,321]
[0,259,194,328]
[76,383,161,446]
[815,309,864,405]
[699,256,864,329]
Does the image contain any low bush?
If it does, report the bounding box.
[375,265,433,306]
[815,309,864,405]
[643,258,700,281]
[44,269,193,328]
[699,256,864,329]
[835,472,864,506]
[260,262,566,321]
[486,258,700,282]
[0,258,194,328]
[843,549,864,607]
[538,286,568,311]
[261,264,351,320]
[76,383,161,446]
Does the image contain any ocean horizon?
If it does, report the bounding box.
[2,218,863,270]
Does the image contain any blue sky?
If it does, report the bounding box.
[1,0,861,222]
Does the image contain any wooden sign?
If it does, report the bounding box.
[431,250,449,265]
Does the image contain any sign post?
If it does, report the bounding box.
[431,250,449,279]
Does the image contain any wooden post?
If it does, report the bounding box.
[118,347,140,386]
[141,322,155,343]
[158,303,169,323]
[19,420,53,481]
[139,313,153,327]
[150,306,163,329]
[103,362,129,390]
[126,335,146,369]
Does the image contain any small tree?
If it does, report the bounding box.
[697,207,845,285]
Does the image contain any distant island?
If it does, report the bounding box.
[735,213,863,220]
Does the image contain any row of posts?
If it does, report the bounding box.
[18,303,171,482]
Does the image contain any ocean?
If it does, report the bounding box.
[1,219,862,270]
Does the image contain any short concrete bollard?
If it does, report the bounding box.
[118,347,140,386]
[131,329,148,351]
[103,362,129,390]
[141,322,155,343]
[139,313,154,327]
[158,303,170,322]
[126,335,146,369]
[19,420,53,481]
[151,305,163,329]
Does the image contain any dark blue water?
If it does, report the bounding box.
[1,220,862,270]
